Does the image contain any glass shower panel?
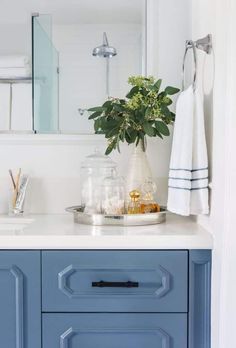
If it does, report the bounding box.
[32,14,59,133]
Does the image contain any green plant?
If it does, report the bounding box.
[87,76,180,155]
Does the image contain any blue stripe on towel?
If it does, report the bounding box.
[168,186,209,191]
[169,167,208,172]
[169,176,209,181]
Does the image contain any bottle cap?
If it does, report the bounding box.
[129,190,141,202]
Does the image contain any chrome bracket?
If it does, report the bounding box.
[195,34,212,54]
[185,34,212,55]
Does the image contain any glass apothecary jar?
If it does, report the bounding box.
[101,174,125,215]
[80,150,117,214]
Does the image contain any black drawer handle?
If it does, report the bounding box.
[92,280,139,288]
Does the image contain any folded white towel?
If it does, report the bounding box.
[167,85,209,216]
[11,83,32,131]
[0,67,31,79]
[0,84,10,130]
[0,55,30,68]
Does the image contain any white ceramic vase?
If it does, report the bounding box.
[125,141,152,198]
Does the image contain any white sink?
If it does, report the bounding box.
[0,217,34,231]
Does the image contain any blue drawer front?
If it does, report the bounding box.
[42,251,188,312]
[0,251,41,348]
[43,313,187,348]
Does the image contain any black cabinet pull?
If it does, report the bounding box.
[92,280,139,288]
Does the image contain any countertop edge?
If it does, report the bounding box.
[0,235,213,250]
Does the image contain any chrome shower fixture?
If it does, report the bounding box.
[92,32,117,97]
[92,32,117,58]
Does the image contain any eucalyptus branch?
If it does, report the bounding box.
[87,76,180,155]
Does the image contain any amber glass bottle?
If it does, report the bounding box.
[140,180,160,213]
[140,192,160,213]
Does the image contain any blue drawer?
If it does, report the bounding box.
[43,313,187,348]
[42,251,188,312]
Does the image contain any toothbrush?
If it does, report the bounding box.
[8,169,16,190]
[13,168,21,207]
[15,168,21,193]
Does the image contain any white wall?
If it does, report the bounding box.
[192,0,236,347]
[0,135,171,214]
[0,23,31,56]
[215,1,236,346]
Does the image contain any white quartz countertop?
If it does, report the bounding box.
[0,213,213,250]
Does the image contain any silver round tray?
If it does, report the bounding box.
[66,206,166,226]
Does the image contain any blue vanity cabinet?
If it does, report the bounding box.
[0,251,41,348]
[0,249,211,348]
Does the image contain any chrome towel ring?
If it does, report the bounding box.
[182,40,197,91]
[182,34,212,92]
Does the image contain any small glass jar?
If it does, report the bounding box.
[101,173,125,215]
[80,150,117,214]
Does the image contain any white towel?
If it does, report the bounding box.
[167,85,209,216]
[0,55,30,68]
[0,84,10,130]
[11,84,32,131]
[0,67,31,78]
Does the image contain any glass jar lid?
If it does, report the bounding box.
[81,149,117,169]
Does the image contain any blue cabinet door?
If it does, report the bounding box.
[0,251,41,348]
[43,313,187,348]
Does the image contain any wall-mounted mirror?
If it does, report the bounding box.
[32,0,146,134]
[0,0,190,135]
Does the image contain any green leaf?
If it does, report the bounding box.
[105,139,117,155]
[164,86,180,95]
[87,106,104,112]
[136,137,140,146]
[158,91,167,99]
[126,86,140,99]
[134,110,144,121]
[113,104,125,112]
[94,119,100,132]
[143,122,155,136]
[117,141,121,153]
[120,130,125,142]
[163,97,172,106]
[102,100,112,108]
[119,99,126,105]
[170,111,175,121]
[105,146,113,155]
[154,79,162,91]
[155,129,163,139]
[125,132,131,143]
[99,116,108,129]
[129,130,138,143]
[105,118,119,128]
[145,107,152,117]
[161,105,172,117]
[155,121,170,136]
[88,111,102,120]
[140,87,148,96]
[105,104,113,115]
[107,127,120,137]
